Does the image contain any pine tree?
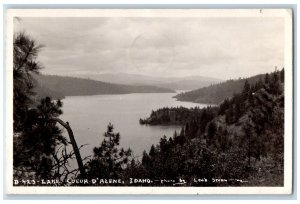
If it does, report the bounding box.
[207,121,217,141]
[264,73,270,84]
[13,32,44,131]
[14,97,68,180]
[280,68,284,82]
[243,80,250,94]
[86,124,132,179]
[13,33,76,182]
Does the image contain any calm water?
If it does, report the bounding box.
[60,92,207,160]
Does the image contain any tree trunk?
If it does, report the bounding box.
[51,118,87,179]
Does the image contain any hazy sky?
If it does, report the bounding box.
[14,17,284,80]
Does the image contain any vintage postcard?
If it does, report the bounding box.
[5,8,293,194]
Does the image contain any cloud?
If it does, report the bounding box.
[14,16,285,79]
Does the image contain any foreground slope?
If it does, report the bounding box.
[136,70,284,186]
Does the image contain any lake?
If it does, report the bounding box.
[60,92,208,160]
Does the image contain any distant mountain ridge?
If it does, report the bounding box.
[32,74,175,100]
[174,73,268,104]
[69,73,222,90]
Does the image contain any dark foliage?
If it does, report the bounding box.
[13,33,72,184]
[134,70,284,186]
[13,32,43,132]
[139,106,217,126]
[85,124,133,185]
[14,97,67,179]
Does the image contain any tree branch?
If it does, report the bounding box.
[50,118,87,179]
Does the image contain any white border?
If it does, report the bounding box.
[5,8,293,195]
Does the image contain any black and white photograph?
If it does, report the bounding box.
[5,8,293,194]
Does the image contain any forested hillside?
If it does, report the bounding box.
[32,77,65,100]
[139,106,217,126]
[32,74,175,99]
[128,70,284,186]
[174,73,268,104]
